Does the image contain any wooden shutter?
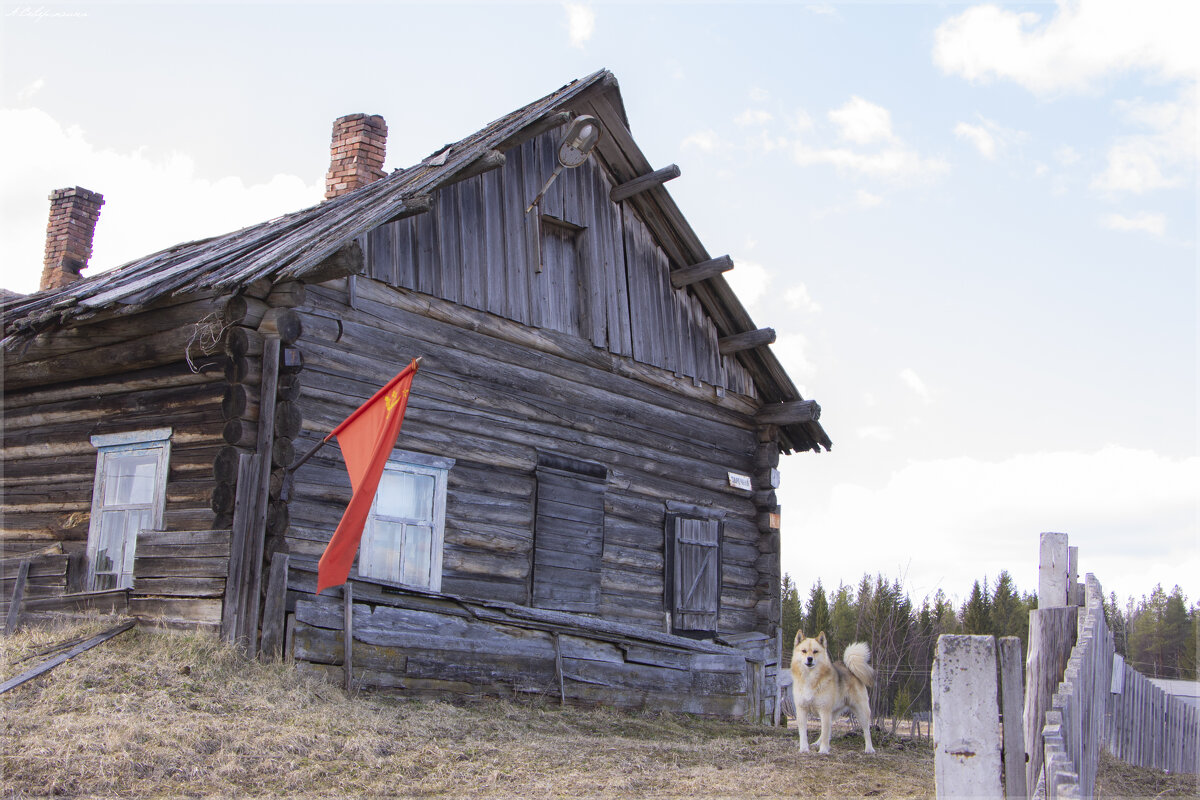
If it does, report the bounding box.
[669,516,721,633]
[532,459,606,613]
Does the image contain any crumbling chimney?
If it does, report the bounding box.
[40,186,105,292]
[324,114,388,200]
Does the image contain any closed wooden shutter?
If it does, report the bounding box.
[532,459,606,613]
[669,516,721,633]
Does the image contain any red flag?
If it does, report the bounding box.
[316,359,419,595]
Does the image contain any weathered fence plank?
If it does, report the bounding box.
[934,635,1002,798]
[998,636,1027,800]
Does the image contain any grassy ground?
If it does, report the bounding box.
[1,615,1194,799]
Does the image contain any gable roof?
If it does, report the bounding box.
[1,69,830,453]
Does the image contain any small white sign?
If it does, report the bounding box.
[727,472,753,491]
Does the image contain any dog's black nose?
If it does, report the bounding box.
[806,657,813,666]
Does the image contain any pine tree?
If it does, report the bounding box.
[805,580,831,640]
[962,578,992,634]
[781,573,803,661]
[829,583,857,651]
[1162,586,1190,679]
[991,571,1022,640]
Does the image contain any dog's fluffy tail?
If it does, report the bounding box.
[843,642,874,687]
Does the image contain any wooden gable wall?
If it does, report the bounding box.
[356,129,756,398]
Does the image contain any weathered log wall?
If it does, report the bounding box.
[287,566,763,719]
[288,275,774,640]
[1,295,228,563]
[358,129,755,397]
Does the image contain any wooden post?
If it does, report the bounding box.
[998,636,1028,800]
[933,635,1002,798]
[1067,546,1080,606]
[1023,606,1077,796]
[1038,532,1069,608]
[221,453,259,646]
[4,559,30,635]
[257,553,290,662]
[240,336,281,651]
[343,583,354,693]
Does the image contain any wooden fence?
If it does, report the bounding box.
[935,533,1199,799]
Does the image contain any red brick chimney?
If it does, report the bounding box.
[40,187,105,292]
[324,114,387,200]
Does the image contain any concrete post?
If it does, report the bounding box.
[934,635,1003,798]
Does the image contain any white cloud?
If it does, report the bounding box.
[725,258,770,310]
[955,121,997,159]
[1102,211,1166,236]
[856,189,883,208]
[789,109,815,134]
[793,140,950,180]
[1055,145,1081,166]
[857,425,894,442]
[828,96,895,145]
[782,447,1200,603]
[0,107,323,294]
[749,87,770,103]
[735,109,774,127]
[17,79,45,103]
[785,283,822,313]
[1092,96,1196,194]
[563,3,595,49]
[772,332,817,391]
[900,368,932,403]
[932,0,1200,94]
[681,129,721,153]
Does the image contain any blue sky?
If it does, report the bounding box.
[2,1,1196,607]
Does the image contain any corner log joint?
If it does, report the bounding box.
[756,399,821,426]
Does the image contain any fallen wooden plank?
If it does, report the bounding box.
[3,559,30,635]
[0,620,135,695]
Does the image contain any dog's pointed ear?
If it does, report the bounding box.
[794,629,805,646]
[817,631,827,647]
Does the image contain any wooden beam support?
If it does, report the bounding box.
[610,164,681,203]
[497,111,573,151]
[756,399,821,426]
[670,255,734,289]
[379,194,433,226]
[441,150,506,188]
[293,241,364,285]
[718,327,775,355]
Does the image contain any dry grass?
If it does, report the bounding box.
[1,615,1190,799]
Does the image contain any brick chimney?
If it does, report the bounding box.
[40,187,105,292]
[324,114,387,200]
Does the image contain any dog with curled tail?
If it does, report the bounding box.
[790,630,875,754]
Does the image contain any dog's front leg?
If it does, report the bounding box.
[817,710,832,754]
[796,707,811,752]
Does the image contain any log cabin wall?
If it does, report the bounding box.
[286,130,777,641]
[1,294,232,626]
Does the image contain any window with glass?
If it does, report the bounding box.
[86,428,172,591]
[358,451,453,590]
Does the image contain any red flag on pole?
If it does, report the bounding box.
[316,359,419,595]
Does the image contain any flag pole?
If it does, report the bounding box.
[284,357,421,488]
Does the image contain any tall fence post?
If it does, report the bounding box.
[999,636,1028,800]
[934,635,1002,798]
[1039,532,1069,609]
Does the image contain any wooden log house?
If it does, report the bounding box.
[1,70,831,720]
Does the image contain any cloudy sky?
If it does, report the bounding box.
[2,1,1196,607]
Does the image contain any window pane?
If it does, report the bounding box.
[94,510,131,588]
[364,520,405,583]
[376,471,434,521]
[401,525,433,588]
[103,453,159,505]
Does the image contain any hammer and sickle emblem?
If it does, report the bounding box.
[384,386,409,413]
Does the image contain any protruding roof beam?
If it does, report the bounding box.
[289,240,364,284]
[610,164,681,203]
[439,150,506,189]
[757,399,821,426]
[718,327,775,355]
[380,194,433,225]
[670,255,734,289]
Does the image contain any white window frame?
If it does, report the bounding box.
[358,450,453,591]
[85,427,172,591]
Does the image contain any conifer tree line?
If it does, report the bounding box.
[782,573,1199,723]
